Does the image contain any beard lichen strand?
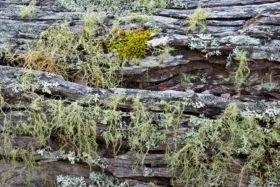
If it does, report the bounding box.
[0,90,279,186]
[102,95,126,156]
[5,15,123,89]
[0,94,40,185]
[234,50,250,89]
[22,98,98,157]
[166,102,280,186]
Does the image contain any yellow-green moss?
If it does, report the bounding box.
[108,29,157,60]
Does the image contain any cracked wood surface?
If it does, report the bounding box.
[1,0,280,61]
[1,0,280,186]
[1,0,280,100]
[0,66,279,186]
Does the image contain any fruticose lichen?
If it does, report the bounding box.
[166,103,280,186]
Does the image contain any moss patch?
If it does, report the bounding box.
[108,28,157,61]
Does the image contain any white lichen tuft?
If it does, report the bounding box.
[188,34,221,58]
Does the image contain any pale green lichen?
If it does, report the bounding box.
[0,92,4,109]
[118,13,151,26]
[167,103,280,186]
[19,98,98,156]
[56,171,130,187]
[19,69,59,94]
[57,175,86,187]
[89,171,129,186]
[128,97,166,169]
[227,48,250,89]
[188,34,221,58]
[234,50,250,89]
[58,0,167,14]
[18,0,36,19]
[187,6,211,32]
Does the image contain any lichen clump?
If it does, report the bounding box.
[19,51,66,77]
[18,0,36,19]
[57,171,129,187]
[102,96,167,168]
[187,6,211,32]
[234,50,250,88]
[167,103,280,186]
[58,0,166,13]
[7,16,123,88]
[20,98,98,157]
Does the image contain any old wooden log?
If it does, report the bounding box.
[1,0,280,100]
[0,66,279,186]
[1,0,280,186]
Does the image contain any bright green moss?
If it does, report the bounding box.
[108,29,157,60]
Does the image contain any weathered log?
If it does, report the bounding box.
[1,66,280,119]
[1,0,280,186]
[0,66,279,186]
[2,0,280,100]
[1,0,280,61]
